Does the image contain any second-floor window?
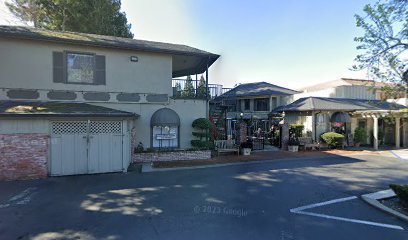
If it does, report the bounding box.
[67,53,95,84]
[254,98,269,111]
[244,99,250,110]
[53,51,106,85]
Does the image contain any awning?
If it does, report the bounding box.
[330,112,351,123]
[151,108,180,127]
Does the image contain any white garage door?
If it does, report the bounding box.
[50,120,124,176]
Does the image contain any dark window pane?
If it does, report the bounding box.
[254,98,269,111]
[244,99,250,110]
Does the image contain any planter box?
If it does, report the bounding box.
[242,148,251,156]
[288,145,299,152]
[133,150,212,163]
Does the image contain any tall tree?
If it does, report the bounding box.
[6,0,45,27]
[7,0,133,38]
[182,76,195,98]
[353,0,408,97]
[196,76,207,98]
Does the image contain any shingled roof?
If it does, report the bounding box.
[0,101,138,118]
[214,82,299,100]
[0,25,220,77]
[270,97,405,113]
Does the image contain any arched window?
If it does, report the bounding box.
[151,108,180,148]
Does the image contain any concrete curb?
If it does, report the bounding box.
[142,155,338,173]
[361,189,408,223]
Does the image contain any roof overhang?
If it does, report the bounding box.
[172,54,219,78]
[0,25,220,78]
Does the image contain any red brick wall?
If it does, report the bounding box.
[0,134,48,181]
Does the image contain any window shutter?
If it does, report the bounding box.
[53,52,64,83]
[95,55,106,85]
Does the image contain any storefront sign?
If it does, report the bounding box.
[156,134,176,140]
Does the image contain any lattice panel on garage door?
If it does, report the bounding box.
[51,121,88,135]
[90,121,122,134]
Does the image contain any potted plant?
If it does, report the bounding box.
[287,138,300,152]
[353,127,367,147]
[240,142,253,155]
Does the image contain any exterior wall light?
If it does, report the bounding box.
[130,56,138,62]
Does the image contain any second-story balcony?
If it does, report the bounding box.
[172,78,231,100]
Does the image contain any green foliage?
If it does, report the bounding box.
[173,82,182,98]
[192,118,213,130]
[320,132,344,148]
[182,76,195,98]
[353,0,408,94]
[354,127,368,144]
[196,76,207,99]
[7,0,133,38]
[289,124,304,139]
[240,142,253,149]
[191,140,213,149]
[134,142,144,153]
[191,118,213,149]
[192,132,211,139]
[390,184,408,207]
[6,0,45,28]
[287,138,300,146]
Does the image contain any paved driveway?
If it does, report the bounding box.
[1,153,408,240]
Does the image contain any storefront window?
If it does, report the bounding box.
[151,108,180,149]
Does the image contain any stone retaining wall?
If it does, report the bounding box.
[0,134,48,181]
[133,150,211,162]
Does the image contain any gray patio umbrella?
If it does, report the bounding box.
[330,112,351,123]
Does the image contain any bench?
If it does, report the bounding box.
[214,140,240,156]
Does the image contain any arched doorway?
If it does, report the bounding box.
[151,108,180,149]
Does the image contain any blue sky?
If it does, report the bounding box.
[0,0,375,89]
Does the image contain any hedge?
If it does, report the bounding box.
[320,132,344,148]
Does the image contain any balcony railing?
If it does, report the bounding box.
[172,79,231,99]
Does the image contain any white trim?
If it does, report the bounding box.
[290,196,404,231]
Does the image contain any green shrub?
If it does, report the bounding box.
[287,138,300,146]
[134,142,144,153]
[191,140,213,149]
[390,184,408,208]
[192,118,213,130]
[320,132,344,148]
[354,127,367,144]
[289,124,304,139]
[191,118,214,149]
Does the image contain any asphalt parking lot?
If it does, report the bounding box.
[1,152,408,240]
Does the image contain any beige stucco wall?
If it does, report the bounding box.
[0,38,172,95]
[0,119,49,134]
[295,86,378,100]
[94,99,207,149]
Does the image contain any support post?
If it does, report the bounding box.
[373,116,378,150]
[395,117,400,149]
[205,58,209,119]
[403,119,407,148]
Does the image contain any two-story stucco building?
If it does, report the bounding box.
[0,26,219,180]
[210,82,299,139]
[272,78,408,149]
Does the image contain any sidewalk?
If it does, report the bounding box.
[153,148,377,169]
